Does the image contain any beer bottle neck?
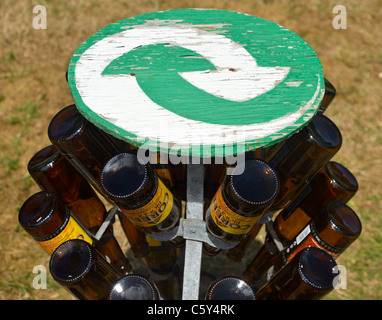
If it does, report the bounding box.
[18,191,68,240]
[256,247,337,300]
[50,239,120,300]
[206,276,256,300]
[313,201,362,251]
[109,274,160,300]
[224,159,279,215]
[101,153,156,209]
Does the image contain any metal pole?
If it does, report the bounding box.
[181,164,204,300]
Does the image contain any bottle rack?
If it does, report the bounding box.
[93,163,284,300]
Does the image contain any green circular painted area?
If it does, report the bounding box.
[68,8,324,157]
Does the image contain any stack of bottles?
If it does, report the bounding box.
[18,78,361,300]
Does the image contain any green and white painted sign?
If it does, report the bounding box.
[68,8,324,157]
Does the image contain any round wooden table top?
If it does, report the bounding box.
[68,8,324,157]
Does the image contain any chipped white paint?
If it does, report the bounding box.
[69,9,324,156]
[75,24,317,146]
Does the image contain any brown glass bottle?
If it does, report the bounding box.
[101,153,181,234]
[244,141,285,163]
[226,224,263,262]
[28,145,105,232]
[142,235,178,299]
[50,239,120,300]
[204,157,227,200]
[318,78,336,113]
[117,212,149,258]
[153,153,174,189]
[18,191,93,255]
[109,274,161,300]
[27,145,132,274]
[244,201,361,284]
[205,159,279,245]
[137,147,175,188]
[242,161,358,283]
[205,276,256,300]
[47,104,130,197]
[280,200,362,263]
[268,113,342,211]
[274,161,359,245]
[143,235,178,275]
[227,120,344,263]
[47,104,149,257]
[255,247,338,300]
[168,162,187,201]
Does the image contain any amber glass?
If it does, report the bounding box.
[269,114,342,211]
[224,142,287,261]
[109,274,160,300]
[143,235,178,275]
[318,78,336,113]
[226,224,262,262]
[138,148,175,188]
[48,105,148,255]
[256,247,338,300]
[28,144,132,274]
[206,276,256,300]
[153,153,174,188]
[205,159,279,244]
[50,239,120,300]
[244,201,361,284]
[48,104,130,197]
[242,236,276,285]
[243,161,358,282]
[18,191,93,255]
[280,201,362,263]
[244,141,286,163]
[117,213,149,258]
[101,153,181,234]
[168,162,187,200]
[204,157,227,200]
[274,161,358,245]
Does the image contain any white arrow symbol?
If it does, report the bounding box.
[174,25,290,102]
[74,20,321,150]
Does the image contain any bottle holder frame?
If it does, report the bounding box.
[94,164,284,300]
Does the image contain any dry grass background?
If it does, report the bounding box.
[0,0,381,300]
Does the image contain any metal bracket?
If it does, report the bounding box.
[94,164,241,300]
[94,205,118,240]
[149,218,239,250]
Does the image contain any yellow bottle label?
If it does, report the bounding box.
[37,216,93,255]
[122,178,173,228]
[210,186,259,235]
[145,234,163,247]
